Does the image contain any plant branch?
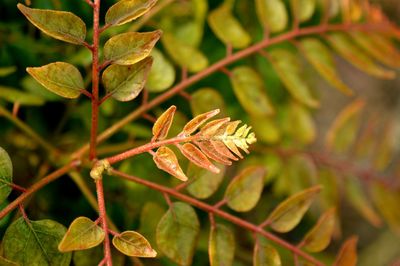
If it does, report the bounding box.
[110,169,325,266]
[0,161,80,220]
[71,21,396,159]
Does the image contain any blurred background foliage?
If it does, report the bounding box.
[1,0,400,265]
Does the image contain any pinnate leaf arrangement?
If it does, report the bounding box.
[0,0,399,265]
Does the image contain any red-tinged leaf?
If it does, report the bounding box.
[152,106,176,141]
[180,143,220,174]
[301,208,336,252]
[224,166,266,212]
[333,236,358,266]
[253,241,281,266]
[209,224,235,266]
[153,146,188,181]
[200,118,231,136]
[196,141,233,165]
[182,109,220,135]
[105,0,158,26]
[112,231,157,257]
[223,139,243,159]
[210,140,238,161]
[266,186,322,233]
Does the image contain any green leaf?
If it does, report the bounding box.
[209,224,235,266]
[373,122,396,171]
[371,183,400,234]
[104,30,161,65]
[105,0,157,26]
[253,242,281,266]
[0,66,17,77]
[102,57,153,102]
[326,32,395,79]
[344,177,382,227]
[3,218,71,266]
[147,48,176,92]
[230,66,275,117]
[190,88,226,117]
[21,76,63,101]
[225,166,265,212]
[255,0,287,33]
[112,231,157,257]
[0,256,18,266]
[350,32,400,68]
[17,4,86,45]
[58,217,105,252]
[0,86,45,106]
[26,62,84,99]
[325,99,364,153]
[208,3,251,49]
[250,116,280,144]
[266,186,321,233]
[299,38,353,96]
[139,202,166,247]
[73,245,125,266]
[162,33,208,73]
[0,147,12,206]
[333,236,358,266]
[291,0,316,22]
[186,163,225,199]
[269,49,319,108]
[156,202,200,266]
[301,208,336,252]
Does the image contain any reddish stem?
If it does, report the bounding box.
[12,102,20,117]
[111,169,325,266]
[96,179,112,266]
[11,183,27,193]
[89,0,101,160]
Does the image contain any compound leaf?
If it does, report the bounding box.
[102,57,153,102]
[27,62,84,99]
[0,86,45,106]
[156,202,200,266]
[17,4,86,45]
[58,217,105,252]
[225,166,265,212]
[112,231,157,257]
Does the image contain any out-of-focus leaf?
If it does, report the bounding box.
[180,143,220,173]
[225,166,265,212]
[153,146,188,181]
[21,76,62,101]
[27,62,84,99]
[253,241,281,266]
[301,208,336,252]
[147,48,176,92]
[162,33,208,72]
[255,0,287,33]
[325,99,364,153]
[350,32,400,68]
[3,218,71,265]
[0,257,17,266]
[0,86,45,106]
[326,33,395,79]
[0,147,12,205]
[73,246,125,266]
[266,186,322,233]
[291,0,316,22]
[112,231,157,257]
[152,105,176,141]
[58,217,105,252]
[299,38,353,95]
[182,109,220,135]
[139,202,166,246]
[286,154,318,194]
[105,0,157,26]
[186,163,225,199]
[250,116,280,144]
[371,183,400,234]
[104,31,161,65]
[156,202,200,266]
[208,3,251,48]
[17,4,86,45]
[102,57,153,102]
[230,66,275,117]
[209,224,235,266]
[373,122,396,171]
[344,177,382,227]
[333,236,358,266]
[281,101,316,145]
[190,88,226,116]
[318,168,340,209]
[0,66,17,77]
[269,49,319,108]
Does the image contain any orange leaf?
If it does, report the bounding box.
[200,118,230,136]
[152,105,176,141]
[182,109,220,135]
[153,146,188,181]
[334,236,358,266]
[196,141,232,165]
[180,143,220,173]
